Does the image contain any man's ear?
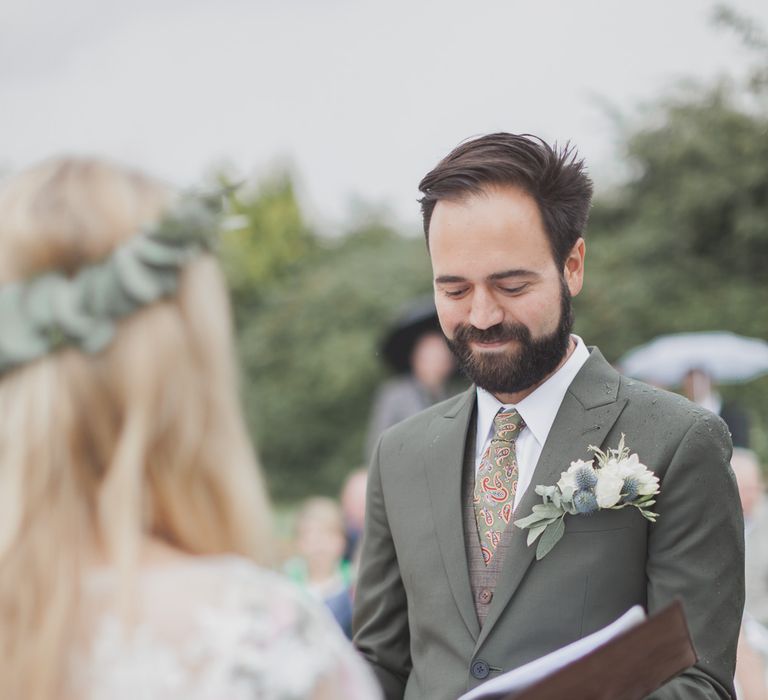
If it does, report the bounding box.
[563,238,585,297]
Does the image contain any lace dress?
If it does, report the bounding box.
[66,555,381,699]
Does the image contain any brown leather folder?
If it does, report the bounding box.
[498,600,697,700]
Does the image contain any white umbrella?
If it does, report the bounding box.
[619,331,768,386]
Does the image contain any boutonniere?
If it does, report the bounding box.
[513,434,660,560]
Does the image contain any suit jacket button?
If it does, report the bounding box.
[471,659,490,679]
[478,588,493,605]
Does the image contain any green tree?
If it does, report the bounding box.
[217,172,315,326]
[576,10,768,455]
[237,223,434,501]
[578,87,768,354]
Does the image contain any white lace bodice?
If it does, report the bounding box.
[66,555,381,699]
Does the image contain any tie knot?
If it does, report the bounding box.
[493,408,525,442]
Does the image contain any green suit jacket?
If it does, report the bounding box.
[353,348,744,700]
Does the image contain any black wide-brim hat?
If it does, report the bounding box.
[380,296,444,374]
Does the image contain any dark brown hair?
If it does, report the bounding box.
[418,133,593,268]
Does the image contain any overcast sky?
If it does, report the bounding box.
[2,0,767,231]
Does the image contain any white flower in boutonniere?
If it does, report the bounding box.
[513,434,659,560]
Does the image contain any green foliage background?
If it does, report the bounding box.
[220,15,768,501]
[235,226,433,500]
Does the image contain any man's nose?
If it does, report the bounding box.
[468,290,503,330]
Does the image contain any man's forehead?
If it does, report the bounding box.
[429,187,543,234]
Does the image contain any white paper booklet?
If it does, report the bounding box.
[458,605,646,700]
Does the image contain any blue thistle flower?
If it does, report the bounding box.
[575,466,598,490]
[622,477,639,503]
[573,489,598,514]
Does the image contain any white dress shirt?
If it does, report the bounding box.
[474,335,590,511]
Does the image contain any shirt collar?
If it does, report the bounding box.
[475,335,590,456]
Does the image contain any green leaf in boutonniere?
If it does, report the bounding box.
[536,518,566,560]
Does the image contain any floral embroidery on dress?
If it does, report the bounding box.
[68,556,380,699]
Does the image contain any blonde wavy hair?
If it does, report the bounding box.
[0,157,272,699]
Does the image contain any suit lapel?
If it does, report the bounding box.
[423,387,481,639]
[476,349,628,648]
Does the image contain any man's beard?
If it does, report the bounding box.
[446,282,574,395]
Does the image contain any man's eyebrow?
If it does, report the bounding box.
[434,275,466,284]
[434,270,539,285]
[487,269,538,281]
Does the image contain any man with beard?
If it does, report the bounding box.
[353,133,744,700]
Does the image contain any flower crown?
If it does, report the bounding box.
[0,191,224,376]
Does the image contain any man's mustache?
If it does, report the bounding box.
[453,322,531,345]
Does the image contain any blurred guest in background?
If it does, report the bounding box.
[733,449,768,626]
[285,496,355,638]
[365,297,456,457]
[340,467,368,564]
[732,449,768,700]
[0,158,379,699]
[682,368,751,447]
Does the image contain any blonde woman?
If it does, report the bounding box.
[0,158,381,700]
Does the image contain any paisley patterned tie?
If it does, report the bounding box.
[473,408,525,565]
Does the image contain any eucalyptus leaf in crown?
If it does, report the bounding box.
[0,189,225,376]
[513,434,659,560]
